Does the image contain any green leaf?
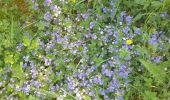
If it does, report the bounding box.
[46,54,55,59]
[133,14,143,22]
[94,58,103,64]
[23,36,31,47]
[28,95,39,100]
[4,55,14,64]
[139,59,166,83]
[134,0,147,5]
[143,91,158,100]
[84,95,91,100]
[30,39,39,49]
[37,22,45,30]
[11,64,23,79]
[151,1,162,9]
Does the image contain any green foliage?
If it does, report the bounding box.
[11,63,23,79]
[139,59,166,84]
[143,91,158,100]
[0,0,170,99]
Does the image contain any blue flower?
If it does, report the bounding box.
[102,8,107,13]
[153,56,161,62]
[44,0,51,6]
[22,85,30,94]
[89,22,95,29]
[33,3,39,10]
[122,27,130,34]
[82,13,89,19]
[99,88,106,95]
[44,12,52,21]
[135,28,142,34]
[125,16,132,24]
[149,34,158,47]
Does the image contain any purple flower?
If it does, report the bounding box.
[110,2,115,6]
[0,82,2,87]
[44,58,51,66]
[32,0,35,3]
[23,63,27,68]
[82,13,89,19]
[89,22,95,29]
[153,56,161,62]
[102,8,107,13]
[22,85,30,94]
[50,85,55,92]
[56,36,63,43]
[168,39,170,44]
[91,34,97,39]
[23,56,29,62]
[104,69,112,77]
[44,12,52,21]
[31,81,41,88]
[122,27,130,34]
[89,91,94,96]
[99,88,106,95]
[3,75,7,80]
[108,85,115,92]
[119,65,126,72]
[44,0,51,6]
[160,13,168,17]
[115,96,124,100]
[126,16,132,24]
[34,3,39,10]
[150,35,158,47]
[121,12,126,17]
[135,28,142,34]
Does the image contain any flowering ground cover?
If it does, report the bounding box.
[0,0,170,100]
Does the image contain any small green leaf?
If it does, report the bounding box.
[151,1,162,9]
[46,54,55,59]
[28,95,39,100]
[23,36,31,47]
[30,39,39,49]
[84,95,91,100]
[11,64,23,79]
[134,0,147,5]
[4,55,14,64]
[133,14,143,22]
[143,91,158,100]
[139,59,166,83]
[37,22,45,30]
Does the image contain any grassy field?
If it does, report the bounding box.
[0,0,170,99]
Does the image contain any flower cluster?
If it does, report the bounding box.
[0,0,169,99]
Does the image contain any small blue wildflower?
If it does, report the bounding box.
[89,91,94,96]
[44,12,52,21]
[168,39,170,44]
[34,3,39,10]
[160,13,168,17]
[0,82,2,87]
[121,12,126,17]
[22,85,30,94]
[115,96,124,100]
[153,56,161,62]
[102,8,107,13]
[150,35,158,47]
[44,0,51,6]
[122,27,130,34]
[126,16,132,24]
[135,28,142,34]
[89,22,95,29]
[82,13,89,19]
[99,88,106,95]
